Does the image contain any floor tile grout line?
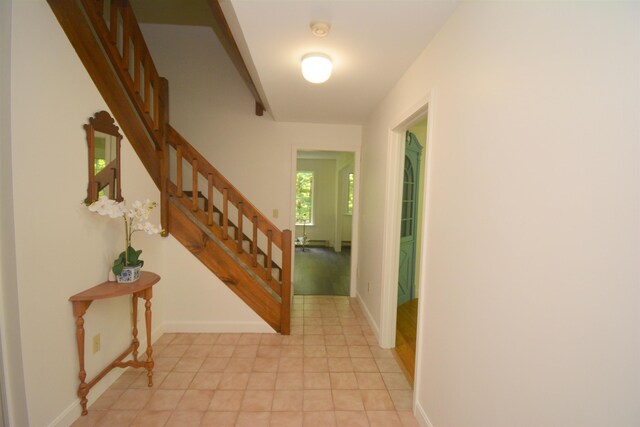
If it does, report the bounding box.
[73,297,418,427]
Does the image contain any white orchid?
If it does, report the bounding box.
[87,196,162,275]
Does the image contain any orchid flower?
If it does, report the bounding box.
[87,196,162,275]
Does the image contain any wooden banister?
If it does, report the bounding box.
[167,126,284,249]
[80,0,165,151]
[48,0,161,187]
[166,124,291,302]
[48,0,291,333]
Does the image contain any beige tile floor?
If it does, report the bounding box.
[71,295,418,427]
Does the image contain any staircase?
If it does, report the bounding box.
[48,0,291,333]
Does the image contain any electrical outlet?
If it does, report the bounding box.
[272,209,279,219]
[92,334,101,354]
[368,282,371,292]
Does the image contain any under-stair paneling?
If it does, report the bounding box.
[167,202,281,330]
[156,236,275,334]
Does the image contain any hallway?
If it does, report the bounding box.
[71,296,418,427]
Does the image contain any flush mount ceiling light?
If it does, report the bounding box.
[300,21,332,84]
[301,53,333,84]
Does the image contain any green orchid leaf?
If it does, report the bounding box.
[112,258,125,275]
[125,246,143,266]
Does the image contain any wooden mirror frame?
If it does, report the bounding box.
[84,111,123,203]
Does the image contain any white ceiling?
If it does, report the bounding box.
[226,0,458,124]
[131,0,459,125]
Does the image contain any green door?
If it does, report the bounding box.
[398,132,422,306]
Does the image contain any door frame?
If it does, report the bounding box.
[289,146,361,298]
[379,91,434,355]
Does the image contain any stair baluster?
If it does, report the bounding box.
[222,188,229,240]
[237,202,244,253]
[207,174,214,226]
[267,230,273,281]
[252,216,258,267]
[191,159,198,211]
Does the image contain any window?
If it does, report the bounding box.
[346,172,354,214]
[296,171,314,225]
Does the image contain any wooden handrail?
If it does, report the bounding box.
[166,126,284,249]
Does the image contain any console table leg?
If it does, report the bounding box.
[72,301,91,416]
[144,296,154,387]
[131,295,139,361]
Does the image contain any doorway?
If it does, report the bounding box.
[395,118,428,380]
[293,150,355,296]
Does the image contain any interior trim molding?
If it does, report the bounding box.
[161,321,275,334]
[356,292,381,345]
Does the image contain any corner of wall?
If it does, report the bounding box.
[0,0,29,425]
[414,400,434,427]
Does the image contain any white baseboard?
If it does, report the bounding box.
[49,324,166,427]
[47,398,80,427]
[414,400,434,427]
[48,366,123,427]
[161,321,276,334]
[356,292,381,344]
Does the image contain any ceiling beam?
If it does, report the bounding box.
[206,0,265,117]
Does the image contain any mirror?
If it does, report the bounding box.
[85,111,123,203]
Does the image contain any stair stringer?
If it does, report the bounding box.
[167,202,281,332]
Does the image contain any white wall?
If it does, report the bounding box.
[9,4,168,425]
[296,158,337,244]
[358,2,640,426]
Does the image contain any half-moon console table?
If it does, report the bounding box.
[69,271,160,415]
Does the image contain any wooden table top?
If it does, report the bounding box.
[69,271,160,302]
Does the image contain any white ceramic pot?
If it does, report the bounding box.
[116,264,142,283]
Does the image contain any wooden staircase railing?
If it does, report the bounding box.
[48,0,291,333]
[167,126,291,332]
[82,0,167,148]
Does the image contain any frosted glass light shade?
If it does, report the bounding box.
[301,53,332,84]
